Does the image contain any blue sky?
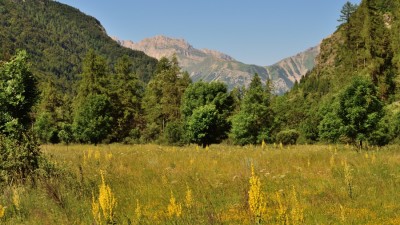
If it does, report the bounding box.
[56,0,361,66]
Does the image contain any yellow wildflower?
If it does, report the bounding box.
[167,191,182,218]
[248,163,266,223]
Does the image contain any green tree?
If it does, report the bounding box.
[108,55,145,141]
[338,1,358,25]
[0,50,38,136]
[319,111,343,143]
[73,50,108,110]
[34,112,59,143]
[276,129,300,145]
[186,104,229,147]
[34,79,67,143]
[181,81,233,119]
[0,50,40,182]
[230,74,273,145]
[181,81,233,145]
[142,56,190,141]
[338,78,384,147]
[72,50,113,144]
[73,94,113,144]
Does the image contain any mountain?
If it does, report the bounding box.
[272,0,400,143]
[0,0,157,90]
[266,46,320,93]
[113,36,319,94]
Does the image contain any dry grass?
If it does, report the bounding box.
[0,144,399,224]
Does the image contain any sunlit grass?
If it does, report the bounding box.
[0,144,399,224]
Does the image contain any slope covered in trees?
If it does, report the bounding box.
[273,0,400,145]
[0,0,157,89]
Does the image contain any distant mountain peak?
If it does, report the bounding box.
[141,35,192,49]
[200,48,235,61]
[114,35,319,94]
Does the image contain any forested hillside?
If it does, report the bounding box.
[0,0,399,147]
[0,0,157,88]
[272,0,400,145]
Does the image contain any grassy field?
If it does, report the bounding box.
[1,144,400,224]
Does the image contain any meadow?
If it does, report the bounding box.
[1,144,400,224]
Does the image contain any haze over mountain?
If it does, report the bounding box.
[113,36,320,94]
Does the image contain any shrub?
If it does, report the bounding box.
[73,94,113,144]
[163,121,185,145]
[0,133,41,183]
[58,123,73,144]
[276,130,300,145]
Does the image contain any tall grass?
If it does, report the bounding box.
[0,144,399,224]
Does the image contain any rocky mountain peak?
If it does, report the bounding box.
[114,35,319,94]
[200,49,235,61]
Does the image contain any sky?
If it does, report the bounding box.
[56,0,361,66]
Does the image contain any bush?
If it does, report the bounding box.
[58,123,73,144]
[163,121,185,145]
[141,123,161,143]
[276,130,300,145]
[73,94,113,144]
[0,133,41,183]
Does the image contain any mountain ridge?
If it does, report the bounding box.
[113,35,320,94]
[0,0,158,90]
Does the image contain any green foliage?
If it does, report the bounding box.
[108,55,145,142]
[34,78,71,144]
[181,81,233,146]
[181,81,233,119]
[74,50,109,109]
[319,112,343,143]
[368,120,391,146]
[0,133,40,182]
[186,104,230,147]
[141,123,161,143]
[58,123,73,144]
[162,121,185,145]
[0,50,38,136]
[393,112,400,142]
[338,78,384,146]
[0,51,41,183]
[72,94,113,144]
[271,0,400,145]
[230,74,273,145]
[0,0,157,90]
[275,130,300,145]
[142,56,191,141]
[230,113,258,145]
[34,112,59,144]
[338,1,359,25]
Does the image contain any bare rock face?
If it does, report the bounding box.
[113,35,320,94]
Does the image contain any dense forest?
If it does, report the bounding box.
[1,0,400,153]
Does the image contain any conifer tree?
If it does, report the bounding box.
[338,1,358,25]
[108,55,145,142]
[72,50,113,144]
[230,74,273,145]
[142,56,190,141]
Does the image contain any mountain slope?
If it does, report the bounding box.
[114,36,319,94]
[272,0,400,143]
[0,0,157,89]
[266,46,320,93]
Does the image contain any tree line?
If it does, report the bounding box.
[1,50,399,149]
[1,1,400,149]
